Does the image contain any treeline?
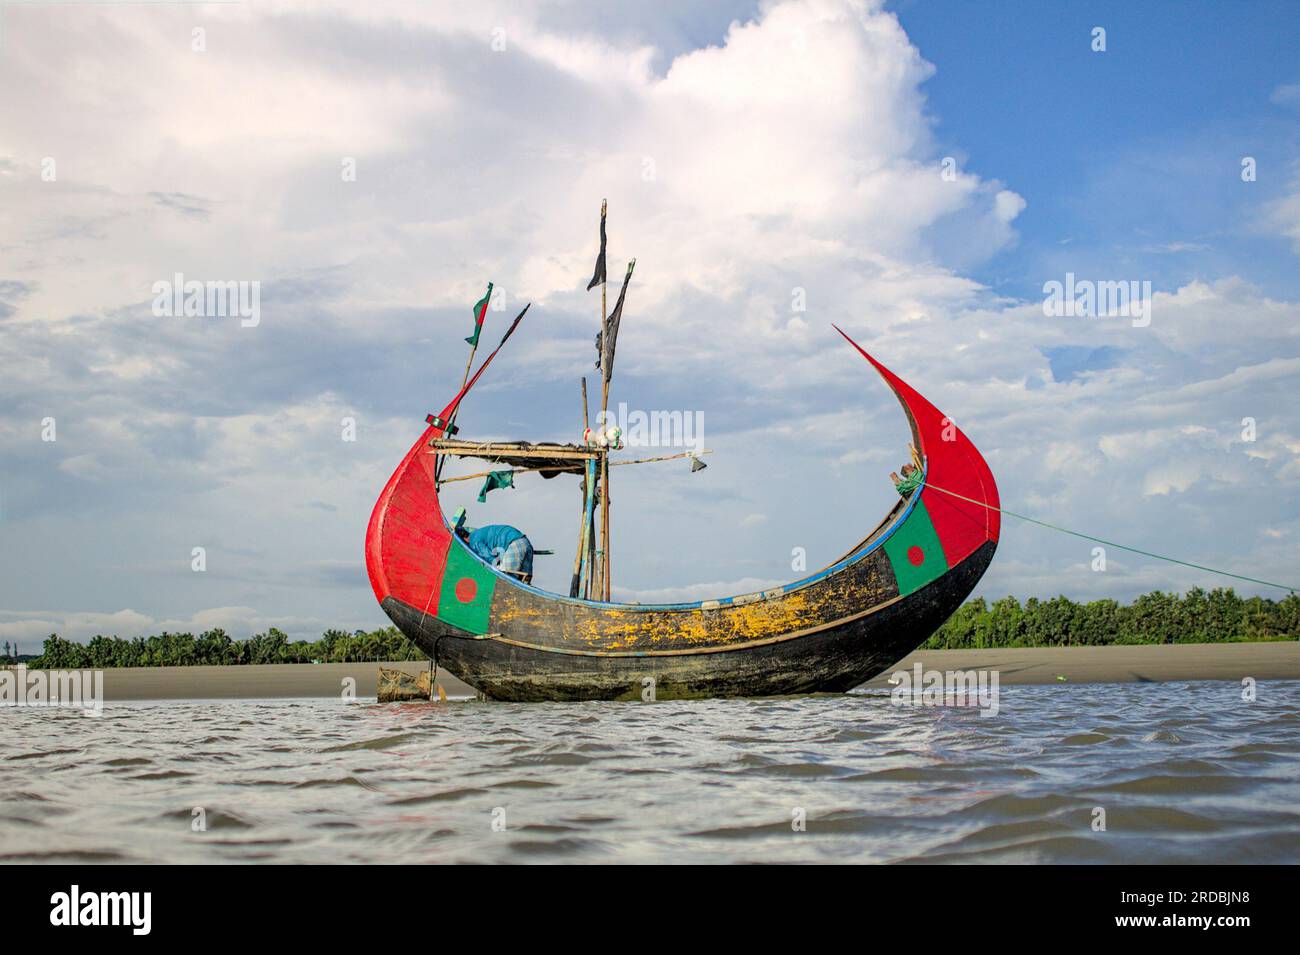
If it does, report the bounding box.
[16,588,1299,669]
[30,627,426,670]
[926,587,1299,650]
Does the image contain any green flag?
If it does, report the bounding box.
[477,469,514,503]
[437,538,497,634]
[882,497,950,596]
[465,282,493,347]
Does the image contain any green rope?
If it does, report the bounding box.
[925,482,1298,594]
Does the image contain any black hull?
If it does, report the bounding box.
[381,539,996,701]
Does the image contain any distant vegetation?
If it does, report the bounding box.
[0,641,38,665]
[28,627,424,670]
[13,588,1298,669]
[925,588,1299,650]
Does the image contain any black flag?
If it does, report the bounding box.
[601,259,635,380]
[586,201,607,291]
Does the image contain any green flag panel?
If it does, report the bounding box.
[883,496,950,597]
[437,540,497,634]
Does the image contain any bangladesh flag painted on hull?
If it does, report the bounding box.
[437,540,497,634]
[883,495,950,596]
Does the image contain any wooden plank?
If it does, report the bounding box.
[431,444,598,461]
[436,449,713,484]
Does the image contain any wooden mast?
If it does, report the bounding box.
[597,257,633,602]
[595,200,609,600]
[599,396,610,600]
[585,468,598,598]
[568,378,591,598]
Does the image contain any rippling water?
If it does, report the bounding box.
[3,681,1299,863]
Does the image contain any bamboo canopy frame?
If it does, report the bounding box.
[432,439,599,462]
[436,448,713,485]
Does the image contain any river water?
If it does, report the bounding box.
[3,681,1299,863]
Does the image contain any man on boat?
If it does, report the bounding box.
[891,463,921,498]
[890,444,923,498]
[452,508,534,584]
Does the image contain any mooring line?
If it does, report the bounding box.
[924,481,1298,594]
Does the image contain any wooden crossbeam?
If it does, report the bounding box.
[437,449,712,484]
[430,440,599,462]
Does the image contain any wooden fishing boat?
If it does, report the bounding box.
[365,321,999,701]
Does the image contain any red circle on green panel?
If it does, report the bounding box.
[454,578,478,603]
[907,545,925,567]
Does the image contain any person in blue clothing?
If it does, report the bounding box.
[451,508,534,585]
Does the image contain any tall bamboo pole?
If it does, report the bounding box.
[435,288,489,486]
[584,460,597,599]
[568,378,591,598]
[595,200,609,600]
[600,383,611,601]
[597,255,635,603]
[595,255,632,603]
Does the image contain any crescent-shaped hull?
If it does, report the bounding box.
[365,332,999,701]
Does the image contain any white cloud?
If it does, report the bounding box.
[0,609,153,644]
[1268,183,1300,253]
[1270,82,1300,110]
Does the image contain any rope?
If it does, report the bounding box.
[430,631,494,702]
[924,481,1298,594]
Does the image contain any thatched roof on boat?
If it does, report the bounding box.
[430,438,598,477]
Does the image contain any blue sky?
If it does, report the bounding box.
[891,0,1300,299]
[1,0,1297,645]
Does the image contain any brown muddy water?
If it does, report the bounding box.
[3,681,1299,863]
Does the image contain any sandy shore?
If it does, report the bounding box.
[14,641,1295,701]
[864,641,1300,687]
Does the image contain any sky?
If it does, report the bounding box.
[0,0,1297,646]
